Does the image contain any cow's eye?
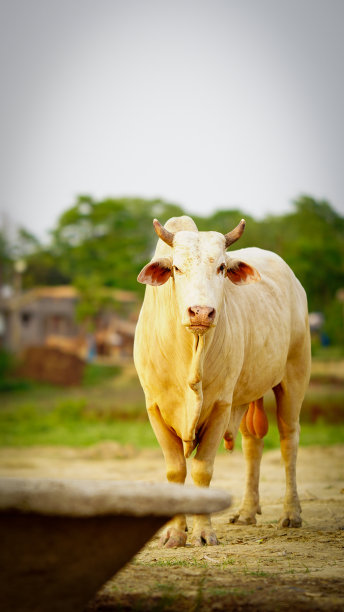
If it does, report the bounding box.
[173,265,182,274]
[218,263,226,274]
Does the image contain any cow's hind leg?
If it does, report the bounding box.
[229,402,264,525]
[147,404,187,547]
[273,376,305,528]
[273,334,310,528]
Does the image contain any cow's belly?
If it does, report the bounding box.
[232,356,286,406]
[149,351,287,431]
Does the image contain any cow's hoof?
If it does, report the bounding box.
[278,514,302,528]
[160,527,187,548]
[191,529,218,546]
[229,512,257,525]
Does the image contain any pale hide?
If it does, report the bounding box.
[134,216,311,547]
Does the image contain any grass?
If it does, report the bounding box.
[259,421,344,450]
[139,557,237,570]
[1,397,343,448]
[148,559,208,568]
[0,400,158,447]
[311,345,344,361]
[0,361,343,449]
[0,362,153,447]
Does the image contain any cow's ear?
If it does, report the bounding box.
[226,257,261,285]
[137,257,172,286]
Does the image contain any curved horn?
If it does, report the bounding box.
[224,219,246,249]
[153,218,175,247]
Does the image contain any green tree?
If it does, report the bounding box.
[0,229,13,289]
[50,196,185,292]
[6,193,343,347]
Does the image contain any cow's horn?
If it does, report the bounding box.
[224,219,246,248]
[153,219,175,247]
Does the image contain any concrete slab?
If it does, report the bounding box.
[0,478,231,612]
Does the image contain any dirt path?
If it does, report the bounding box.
[1,444,343,611]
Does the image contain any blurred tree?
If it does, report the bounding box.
[244,196,344,347]
[22,249,70,288]
[50,196,185,292]
[259,196,344,314]
[14,228,41,257]
[12,229,70,289]
[4,194,343,346]
[0,229,13,289]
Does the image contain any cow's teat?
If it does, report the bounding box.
[187,305,216,335]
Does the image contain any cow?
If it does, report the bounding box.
[134,215,311,547]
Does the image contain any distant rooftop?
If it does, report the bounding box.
[0,285,138,310]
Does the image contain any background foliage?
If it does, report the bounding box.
[1,194,344,346]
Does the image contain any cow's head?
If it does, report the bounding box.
[138,218,260,335]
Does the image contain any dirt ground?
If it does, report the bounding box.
[0,443,343,611]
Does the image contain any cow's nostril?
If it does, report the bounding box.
[208,308,216,321]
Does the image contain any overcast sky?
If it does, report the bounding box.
[0,0,343,239]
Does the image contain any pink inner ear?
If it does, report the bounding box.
[227,261,260,285]
[138,261,172,286]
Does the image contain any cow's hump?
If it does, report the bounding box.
[165,216,198,233]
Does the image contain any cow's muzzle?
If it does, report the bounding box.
[187,306,216,335]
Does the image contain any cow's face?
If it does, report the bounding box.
[138,220,260,336]
[172,231,230,334]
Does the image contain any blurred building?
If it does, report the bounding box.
[0,285,138,361]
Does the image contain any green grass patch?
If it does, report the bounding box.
[137,556,237,570]
[149,559,208,568]
[0,399,157,447]
[1,396,344,449]
[299,421,344,446]
[226,420,344,452]
[311,345,344,361]
[1,361,343,449]
[82,363,121,386]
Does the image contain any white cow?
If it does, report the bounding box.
[134,216,311,547]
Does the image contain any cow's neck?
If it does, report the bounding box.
[181,333,206,457]
[176,304,235,455]
[149,283,222,456]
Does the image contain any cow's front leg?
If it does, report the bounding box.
[147,404,187,547]
[191,401,229,546]
[229,408,263,525]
